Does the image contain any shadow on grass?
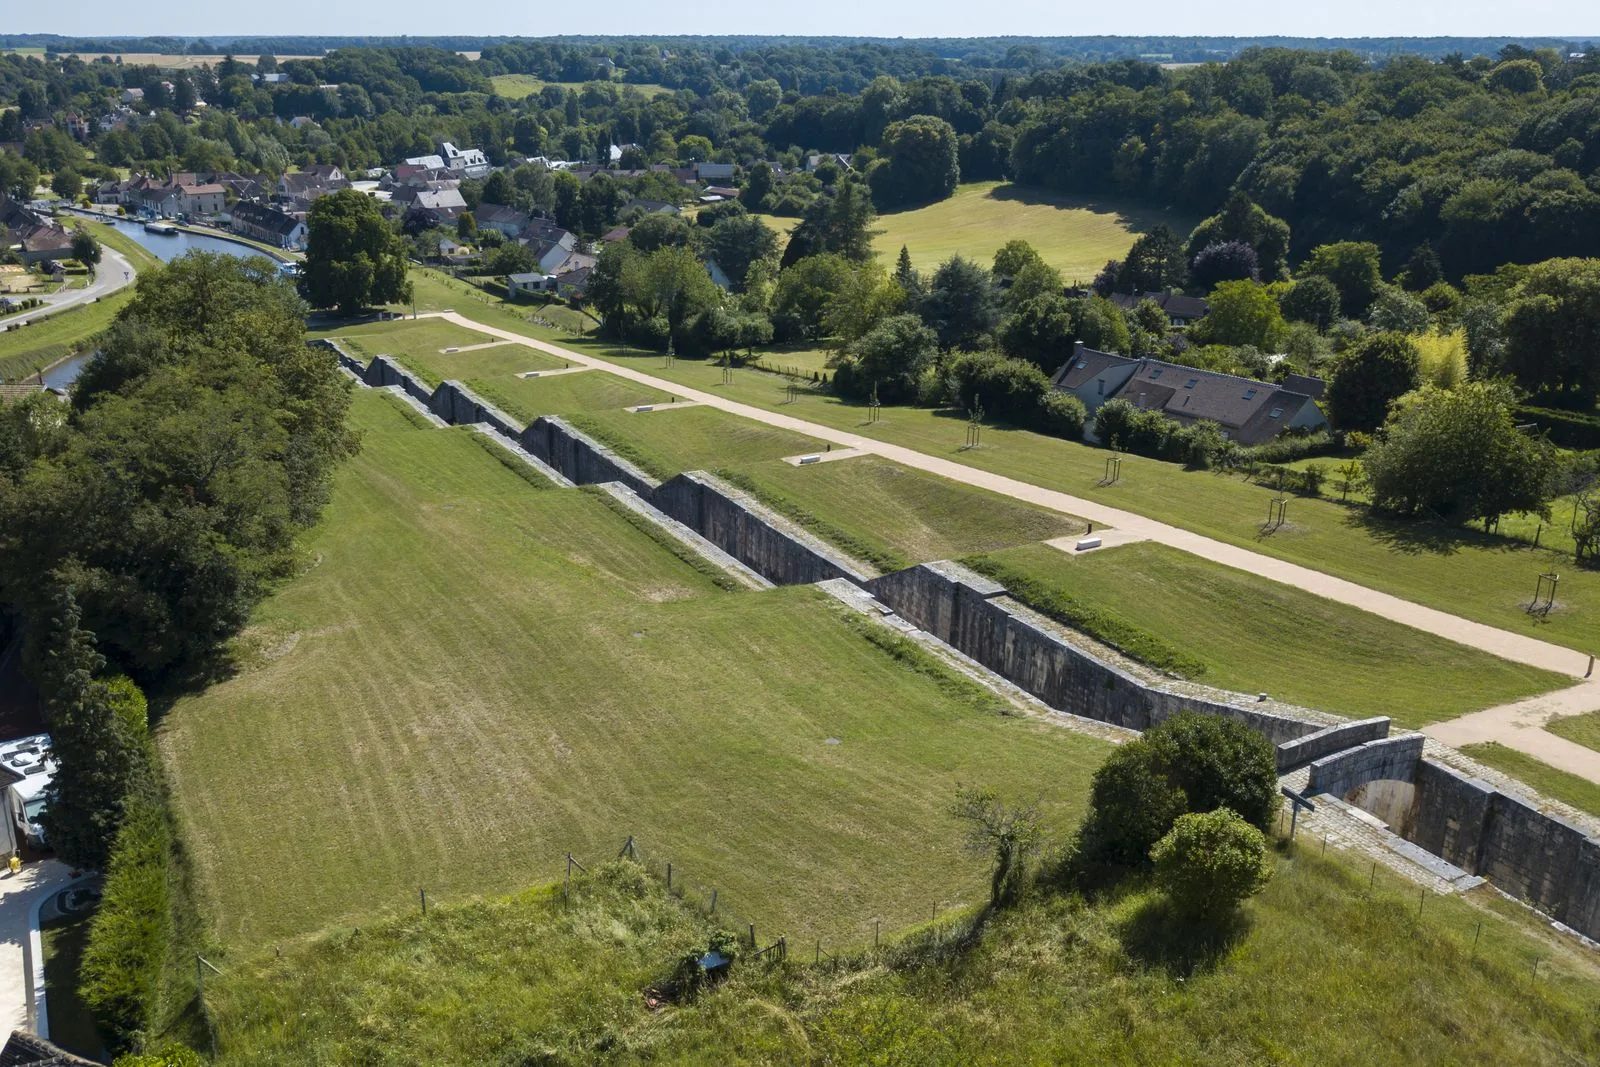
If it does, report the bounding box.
[1118,894,1253,977]
[982,184,1197,233]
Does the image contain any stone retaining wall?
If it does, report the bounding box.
[653,472,875,587]
[1305,735,1426,797]
[1276,717,1393,773]
[867,561,1330,749]
[520,415,659,498]
[1410,760,1600,939]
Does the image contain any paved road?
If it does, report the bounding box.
[0,860,74,1038]
[427,310,1600,776]
[2,245,134,336]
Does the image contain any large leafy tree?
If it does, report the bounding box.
[780,181,876,266]
[301,188,412,314]
[1190,280,1285,350]
[1324,331,1422,432]
[919,254,999,351]
[868,114,960,210]
[836,314,939,403]
[1301,242,1385,321]
[1186,193,1290,282]
[1363,380,1557,524]
[705,215,779,293]
[1500,258,1600,404]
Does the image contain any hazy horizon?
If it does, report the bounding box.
[4,2,1598,43]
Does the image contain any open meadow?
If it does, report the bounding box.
[491,74,673,99]
[870,181,1197,282]
[158,390,1110,952]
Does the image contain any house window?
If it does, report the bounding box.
[1269,407,1283,418]
[1149,367,1163,379]
[1097,379,1104,396]
[1243,388,1257,400]
[1185,378,1198,389]
[1137,392,1147,409]
[1076,360,1087,369]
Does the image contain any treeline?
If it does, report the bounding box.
[0,253,357,1052]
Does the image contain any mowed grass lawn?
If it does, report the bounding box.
[871,182,1196,282]
[491,74,672,99]
[1549,710,1600,753]
[308,319,518,381]
[971,543,1567,726]
[160,390,1109,951]
[510,333,1600,655]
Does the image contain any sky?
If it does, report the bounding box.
[5,1,1598,40]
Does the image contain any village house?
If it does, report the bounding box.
[229,200,308,250]
[119,87,144,105]
[439,142,491,179]
[473,203,531,238]
[1105,289,1211,327]
[1050,341,1327,446]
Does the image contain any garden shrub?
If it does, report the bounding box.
[81,791,173,1052]
[1152,808,1273,918]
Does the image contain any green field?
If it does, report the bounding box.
[309,319,506,379]
[159,390,1108,951]
[490,74,672,100]
[969,543,1567,726]
[1548,710,1600,753]
[1460,743,1600,819]
[870,181,1197,283]
[204,848,1600,1064]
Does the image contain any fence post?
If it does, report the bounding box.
[710,888,717,914]
[420,887,427,916]
[666,862,672,891]
[749,922,756,949]
[874,919,880,949]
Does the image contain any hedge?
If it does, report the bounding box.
[1516,405,1600,451]
[80,790,173,1052]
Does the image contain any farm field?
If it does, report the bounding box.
[870,181,1197,283]
[205,848,1600,1065]
[968,542,1568,726]
[158,390,1110,950]
[498,329,1600,655]
[491,74,672,99]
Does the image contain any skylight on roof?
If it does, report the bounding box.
[1243,388,1257,399]
[1076,360,1087,369]
[1185,378,1199,389]
[1269,407,1283,418]
[1149,367,1163,379]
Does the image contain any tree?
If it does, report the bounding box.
[488,241,536,277]
[71,229,101,270]
[780,181,875,266]
[920,255,998,350]
[32,586,145,871]
[1077,711,1280,867]
[771,253,853,340]
[456,211,477,241]
[740,162,774,211]
[627,212,693,253]
[1486,58,1545,95]
[1118,224,1187,293]
[835,313,938,402]
[1279,275,1341,333]
[992,239,1044,281]
[869,115,960,210]
[1001,293,1076,370]
[1368,287,1431,334]
[1186,192,1290,281]
[1500,258,1600,404]
[1188,241,1259,291]
[705,215,778,292]
[952,786,1041,908]
[1190,281,1285,349]
[1324,332,1422,432]
[894,244,920,294]
[1152,809,1273,920]
[1363,380,1557,524]
[51,168,82,200]
[301,188,412,314]
[1302,242,1384,320]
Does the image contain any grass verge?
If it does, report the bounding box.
[1547,710,1600,754]
[1458,742,1600,819]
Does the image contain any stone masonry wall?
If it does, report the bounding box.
[1304,735,1425,797]
[519,416,660,498]
[866,561,1330,748]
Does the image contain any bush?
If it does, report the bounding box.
[1036,390,1087,439]
[1241,429,1336,464]
[627,315,672,352]
[1516,405,1600,450]
[1093,400,1236,469]
[1077,711,1280,868]
[81,792,173,1052]
[1252,463,1327,496]
[1152,809,1273,919]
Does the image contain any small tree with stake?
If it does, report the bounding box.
[952,786,1041,908]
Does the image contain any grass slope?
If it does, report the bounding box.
[204,850,1600,1065]
[160,391,1108,951]
[491,74,672,99]
[307,319,504,381]
[510,333,1600,654]
[871,181,1196,283]
[1548,710,1600,754]
[970,542,1565,725]
[1459,743,1600,819]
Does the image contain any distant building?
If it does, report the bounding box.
[1104,289,1210,327]
[230,200,308,249]
[1050,342,1327,446]
[474,203,531,238]
[695,162,735,181]
[439,142,490,179]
